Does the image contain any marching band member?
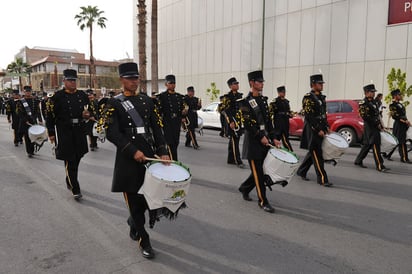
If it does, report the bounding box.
[354,84,389,172]
[85,90,99,151]
[296,74,333,187]
[46,69,90,199]
[269,85,294,152]
[6,90,23,146]
[238,70,280,213]
[183,86,202,149]
[99,62,169,259]
[156,74,185,160]
[16,86,42,158]
[219,77,245,168]
[388,89,411,163]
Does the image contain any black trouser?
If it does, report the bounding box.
[168,143,178,161]
[88,134,98,148]
[239,159,268,206]
[355,143,384,170]
[297,148,329,185]
[64,157,82,195]
[385,143,409,162]
[227,132,242,164]
[123,193,151,249]
[13,128,23,145]
[23,130,35,155]
[280,133,293,152]
[185,126,198,147]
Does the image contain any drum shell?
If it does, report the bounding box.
[197,117,204,129]
[28,125,48,145]
[322,133,349,160]
[407,127,412,140]
[380,132,398,154]
[263,148,299,182]
[139,162,191,213]
[92,122,106,140]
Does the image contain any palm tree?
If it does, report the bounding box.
[75,5,107,89]
[151,0,158,95]
[137,0,147,93]
[6,57,30,91]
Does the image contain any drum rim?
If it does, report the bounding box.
[268,147,299,164]
[146,161,191,182]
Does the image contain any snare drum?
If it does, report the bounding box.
[139,162,191,213]
[407,127,412,140]
[92,122,106,140]
[197,117,204,129]
[28,125,48,145]
[322,132,349,160]
[263,148,299,183]
[380,131,398,154]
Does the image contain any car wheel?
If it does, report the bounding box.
[338,127,356,146]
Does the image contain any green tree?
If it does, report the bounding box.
[75,5,107,89]
[206,82,220,102]
[385,68,412,107]
[6,57,31,91]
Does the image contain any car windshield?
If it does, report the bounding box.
[205,103,218,111]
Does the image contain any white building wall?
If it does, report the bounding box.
[134,0,412,119]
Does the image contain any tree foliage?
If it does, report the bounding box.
[206,82,220,102]
[7,57,31,91]
[385,68,412,107]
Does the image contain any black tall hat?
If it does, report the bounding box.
[277,86,286,92]
[247,70,264,82]
[363,84,377,92]
[391,89,400,96]
[63,69,78,80]
[165,74,176,83]
[310,74,325,84]
[118,62,139,78]
[23,85,32,92]
[227,77,239,86]
[187,86,194,92]
[12,89,20,95]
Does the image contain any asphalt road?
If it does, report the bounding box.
[0,117,411,274]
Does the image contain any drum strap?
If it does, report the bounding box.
[115,94,145,130]
[20,98,33,117]
[248,97,266,133]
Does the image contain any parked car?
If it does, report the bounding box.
[198,102,221,128]
[289,99,364,146]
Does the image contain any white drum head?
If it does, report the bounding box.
[29,125,46,135]
[269,148,298,164]
[147,162,190,182]
[326,133,349,149]
[381,132,398,145]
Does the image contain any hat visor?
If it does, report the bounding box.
[121,74,139,78]
[64,77,77,80]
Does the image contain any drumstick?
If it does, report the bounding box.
[145,157,175,163]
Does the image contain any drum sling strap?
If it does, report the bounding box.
[21,98,45,151]
[247,97,268,139]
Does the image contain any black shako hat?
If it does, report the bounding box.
[187,86,194,92]
[23,85,32,92]
[227,77,239,86]
[165,74,176,83]
[277,86,286,93]
[119,62,139,78]
[248,70,264,82]
[63,69,78,80]
[310,74,325,84]
[391,89,401,96]
[363,84,377,92]
[12,89,20,95]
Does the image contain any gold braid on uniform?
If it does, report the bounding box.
[46,99,55,121]
[389,104,398,119]
[302,96,315,115]
[96,104,115,135]
[269,100,276,121]
[358,100,368,118]
[153,106,163,127]
[218,96,230,113]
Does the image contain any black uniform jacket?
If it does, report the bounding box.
[103,94,168,193]
[389,101,409,143]
[16,97,42,133]
[46,89,89,161]
[6,99,20,129]
[300,91,329,150]
[269,97,292,139]
[157,91,185,145]
[359,97,381,145]
[239,92,275,160]
[86,98,99,134]
[183,95,201,128]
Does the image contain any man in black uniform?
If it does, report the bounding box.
[220,77,244,168]
[40,91,48,122]
[296,74,333,187]
[183,86,201,149]
[85,90,99,151]
[101,62,169,259]
[16,86,43,157]
[6,90,23,146]
[46,69,90,200]
[238,70,280,213]
[354,84,389,172]
[157,74,185,160]
[269,86,294,151]
[388,89,411,163]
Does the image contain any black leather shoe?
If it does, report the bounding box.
[238,188,252,201]
[354,162,367,168]
[379,167,390,173]
[185,144,191,147]
[237,163,245,169]
[296,172,309,181]
[259,203,275,213]
[73,193,83,200]
[140,246,155,259]
[127,219,138,241]
[401,160,412,164]
[322,182,333,187]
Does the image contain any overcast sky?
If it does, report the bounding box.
[0,0,134,69]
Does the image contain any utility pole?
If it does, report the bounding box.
[261,0,266,71]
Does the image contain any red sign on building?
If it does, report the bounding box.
[389,0,412,25]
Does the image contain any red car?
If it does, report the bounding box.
[289,99,364,146]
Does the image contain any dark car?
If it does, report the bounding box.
[289,99,364,146]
